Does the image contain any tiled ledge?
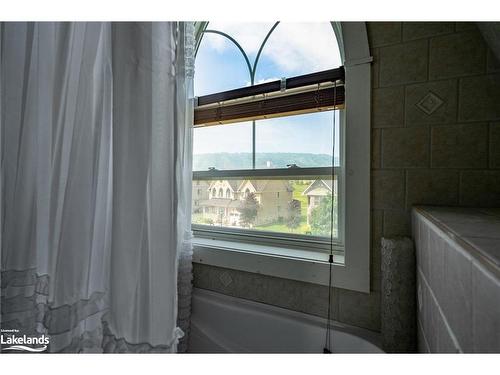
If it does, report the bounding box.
[413,206,500,352]
[413,206,500,276]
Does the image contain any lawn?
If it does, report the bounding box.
[254,180,312,235]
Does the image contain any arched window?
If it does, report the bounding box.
[192,22,371,293]
[193,22,341,171]
[211,188,216,198]
[218,188,223,198]
[226,188,231,199]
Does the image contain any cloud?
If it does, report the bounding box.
[203,22,342,75]
[245,77,281,86]
[206,22,276,56]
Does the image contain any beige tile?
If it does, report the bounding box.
[372,209,384,250]
[455,22,477,32]
[382,126,430,168]
[429,31,487,80]
[416,219,431,281]
[460,170,500,207]
[436,309,460,353]
[487,50,500,73]
[431,123,488,168]
[338,288,381,332]
[372,169,405,210]
[490,122,500,168]
[383,210,411,237]
[373,86,405,128]
[367,22,402,48]
[447,222,500,240]
[459,74,500,122]
[193,263,339,320]
[371,210,383,292]
[420,275,439,352]
[472,262,500,352]
[371,47,380,89]
[403,22,455,41]
[379,39,428,87]
[428,229,446,304]
[417,321,430,353]
[406,169,460,209]
[442,242,473,352]
[463,237,500,267]
[405,80,458,126]
[372,129,382,169]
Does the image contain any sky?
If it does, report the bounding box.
[193,22,342,162]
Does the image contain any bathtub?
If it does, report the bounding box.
[188,288,384,353]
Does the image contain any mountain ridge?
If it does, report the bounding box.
[193,152,339,171]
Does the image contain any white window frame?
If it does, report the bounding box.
[192,22,371,293]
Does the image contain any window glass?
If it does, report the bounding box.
[254,22,341,83]
[193,22,342,243]
[195,33,251,96]
[193,122,253,171]
[192,177,338,239]
[205,22,276,63]
[255,111,340,169]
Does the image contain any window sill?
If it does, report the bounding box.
[192,237,349,288]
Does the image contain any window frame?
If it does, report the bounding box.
[191,22,371,293]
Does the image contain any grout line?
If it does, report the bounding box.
[402,83,407,128]
[487,122,491,169]
[380,129,384,168]
[427,37,431,81]
[417,317,431,353]
[458,170,463,205]
[429,125,433,169]
[377,47,381,87]
[417,266,463,353]
[404,169,408,211]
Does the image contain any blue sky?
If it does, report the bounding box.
[193,22,342,160]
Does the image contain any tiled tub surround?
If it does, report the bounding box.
[194,22,500,337]
[413,206,500,353]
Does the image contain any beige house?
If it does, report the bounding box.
[198,179,293,227]
[303,178,337,224]
[192,180,210,213]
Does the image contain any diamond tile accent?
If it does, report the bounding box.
[219,271,233,287]
[416,91,444,115]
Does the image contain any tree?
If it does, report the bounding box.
[286,199,301,232]
[238,192,259,228]
[310,195,337,236]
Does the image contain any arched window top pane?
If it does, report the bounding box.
[194,32,251,96]
[195,22,341,96]
[205,21,276,62]
[255,22,341,83]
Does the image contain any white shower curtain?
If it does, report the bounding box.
[0,22,194,353]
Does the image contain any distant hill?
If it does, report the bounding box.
[193,152,339,171]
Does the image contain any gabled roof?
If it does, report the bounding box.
[302,179,333,196]
[207,179,243,192]
[227,179,243,191]
[238,179,269,193]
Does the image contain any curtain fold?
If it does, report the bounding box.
[1,22,194,353]
[175,22,195,353]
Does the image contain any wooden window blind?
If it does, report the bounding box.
[194,66,345,127]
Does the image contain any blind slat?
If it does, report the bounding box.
[194,86,344,127]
